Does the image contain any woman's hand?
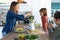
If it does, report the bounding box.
[24,12,32,17]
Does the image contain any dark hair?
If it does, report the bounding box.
[39,8,46,12]
[39,8,47,16]
[10,1,18,13]
[54,11,60,19]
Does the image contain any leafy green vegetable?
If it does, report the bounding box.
[25,34,39,39]
[29,15,34,20]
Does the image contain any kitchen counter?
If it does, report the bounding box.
[1,24,49,40]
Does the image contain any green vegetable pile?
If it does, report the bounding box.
[28,15,34,23]
[29,15,34,20]
[25,34,39,39]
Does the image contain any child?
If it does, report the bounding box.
[39,8,48,32]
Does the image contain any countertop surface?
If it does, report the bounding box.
[1,24,49,40]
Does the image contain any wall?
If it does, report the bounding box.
[19,0,32,12]
[31,0,41,24]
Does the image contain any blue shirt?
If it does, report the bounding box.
[2,10,24,34]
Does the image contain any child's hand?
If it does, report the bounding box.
[48,23,53,29]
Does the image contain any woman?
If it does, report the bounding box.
[39,8,48,31]
[2,1,31,36]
